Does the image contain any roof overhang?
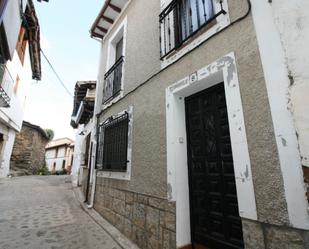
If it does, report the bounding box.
[90,0,128,40]
[25,0,41,80]
[71,81,96,128]
[22,121,49,140]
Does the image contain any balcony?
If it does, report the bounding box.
[159,0,226,59]
[0,64,13,107]
[103,56,124,104]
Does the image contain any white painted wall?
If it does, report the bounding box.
[0,127,16,177]
[0,29,34,178]
[166,53,257,247]
[0,43,33,132]
[251,0,309,230]
[268,1,309,168]
[71,120,94,187]
[2,0,27,59]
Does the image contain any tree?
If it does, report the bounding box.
[45,129,54,141]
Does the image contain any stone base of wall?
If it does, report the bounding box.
[243,219,309,249]
[93,177,309,249]
[94,177,176,249]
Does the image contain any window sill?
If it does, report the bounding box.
[97,170,131,181]
[101,91,123,110]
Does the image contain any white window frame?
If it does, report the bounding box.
[97,105,133,180]
[160,0,230,69]
[102,17,127,109]
[166,52,257,247]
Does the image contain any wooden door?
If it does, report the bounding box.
[185,83,244,249]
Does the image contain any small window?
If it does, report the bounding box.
[97,112,129,172]
[115,38,123,62]
[103,36,124,104]
[62,160,66,169]
[103,18,126,104]
[16,26,27,64]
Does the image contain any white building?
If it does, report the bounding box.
[45,138,74,173]
[70,81,96,193]
[0,0,41,177]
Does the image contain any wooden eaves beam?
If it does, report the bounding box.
[92,31,104,39]
[108,3,121,13]
[96,26,108,34]
[101,15,114,24]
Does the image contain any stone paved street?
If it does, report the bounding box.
[0,175,121,249]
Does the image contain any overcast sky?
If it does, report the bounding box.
[24,0,103,140]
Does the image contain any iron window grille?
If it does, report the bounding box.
[102,56,124,104]
[96,112,129,172]
[159,0,226,59]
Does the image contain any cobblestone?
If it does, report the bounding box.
[0,175,121,249]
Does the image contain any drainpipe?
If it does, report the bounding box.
[87,168,96,208]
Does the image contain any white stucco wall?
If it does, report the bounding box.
[71,120,95,187]
[71,125,84,186]
[251,0,309,230]
[0,127,16,177]
[268,1,309,168]
[0,44,33,132]
[2,0,27,59]
[0,32,33,178]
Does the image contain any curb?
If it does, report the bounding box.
[72,187,140,249]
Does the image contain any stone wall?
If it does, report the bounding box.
[243,219,309,249]
[94,176,176,249]
[10,122,49,175]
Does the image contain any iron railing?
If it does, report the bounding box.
[159,0,226,59]
[0,63,13,107]
[103,56,124,104]
[96,112,129,172]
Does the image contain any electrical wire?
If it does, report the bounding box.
[40,48,74,98]
[19,0,73,98]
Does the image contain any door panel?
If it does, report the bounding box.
[185,83,244,249]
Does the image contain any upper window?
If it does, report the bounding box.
[160,0,226,59]
[103,18,127,105]
[96,112,129,172]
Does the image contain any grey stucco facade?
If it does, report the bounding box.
[89,0,309,248]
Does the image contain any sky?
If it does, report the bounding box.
[23,0,103,140]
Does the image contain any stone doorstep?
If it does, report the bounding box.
[73,187,141,249]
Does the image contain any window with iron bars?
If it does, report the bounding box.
[159,0,226,59]
[96,112,129,172]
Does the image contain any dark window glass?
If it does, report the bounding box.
[115,38,123,62]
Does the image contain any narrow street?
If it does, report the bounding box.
[0,175,121,249]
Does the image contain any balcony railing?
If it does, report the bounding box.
[159,0,226,59]
[103,56,124,104]
[0,63,13,107]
